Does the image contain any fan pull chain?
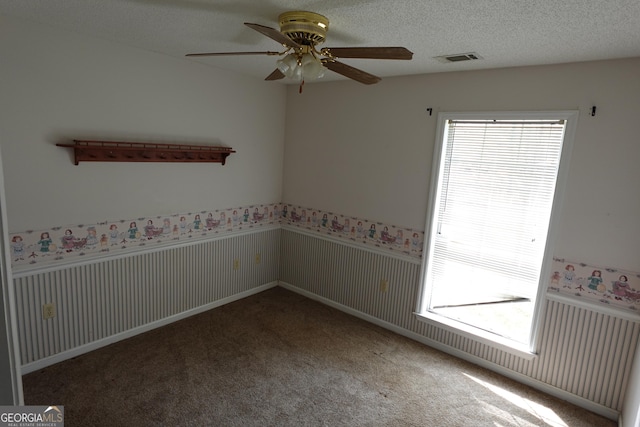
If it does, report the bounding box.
[299,80,305,94]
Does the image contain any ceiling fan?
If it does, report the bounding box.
[186,11,413,92]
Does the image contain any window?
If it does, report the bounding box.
[418,111,577,355]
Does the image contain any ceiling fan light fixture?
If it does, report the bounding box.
[276,53,298,76]
[300,53,325,80]
[277,52,324,82]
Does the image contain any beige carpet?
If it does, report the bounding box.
[22,287,616,426]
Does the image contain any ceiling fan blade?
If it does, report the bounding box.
[323,61,381,85]
[322,47,413,60]
[244,22,300,48]
[186,51,281,57]
[265,69,285,81]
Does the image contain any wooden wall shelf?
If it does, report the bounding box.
[57,140,235,165]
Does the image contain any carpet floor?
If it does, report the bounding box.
[22,286,616,426]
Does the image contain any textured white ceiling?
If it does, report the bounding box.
[2,0,640,85]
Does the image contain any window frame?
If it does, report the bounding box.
[416,110,579,359]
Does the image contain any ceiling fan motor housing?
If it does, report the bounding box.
[278,11,329,46]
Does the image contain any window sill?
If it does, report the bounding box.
[415,311,538,361]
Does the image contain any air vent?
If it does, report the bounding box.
[434,52,483,63]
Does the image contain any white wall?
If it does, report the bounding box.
[283,58,640,271]
[0,15,286,233]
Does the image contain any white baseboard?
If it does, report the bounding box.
[21,281,278,374]
[278,281,620,422]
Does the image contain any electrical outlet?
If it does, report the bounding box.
[233,259,240,270]
[380,279,389,293]
[255,253,261,264]
[43,303,55,320]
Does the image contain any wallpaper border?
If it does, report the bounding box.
[280,203,424,259]
[548,257,640,316]
[9,203,282,272]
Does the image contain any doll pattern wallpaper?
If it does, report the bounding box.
[9,203,281,270]
[9,203,424,271]
[280,204,424,258]
[548,257,640,314]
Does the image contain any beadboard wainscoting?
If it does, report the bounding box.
[279,227,638,420]
[14,227,281,373]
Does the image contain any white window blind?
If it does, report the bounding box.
[426,119,566,311]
